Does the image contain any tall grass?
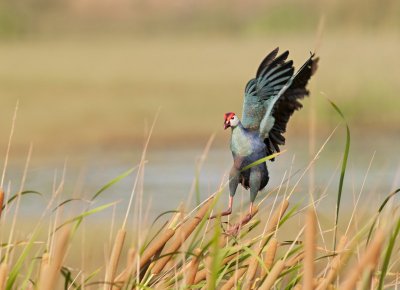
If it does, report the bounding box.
[0,104,398,289]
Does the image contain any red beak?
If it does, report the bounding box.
[224,122,230,130]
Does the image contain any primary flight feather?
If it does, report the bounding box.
[219,47,319,222]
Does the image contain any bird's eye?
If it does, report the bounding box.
[231,116,235,120]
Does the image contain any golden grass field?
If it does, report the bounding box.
[0,0,399,288]
[0,32,399,155]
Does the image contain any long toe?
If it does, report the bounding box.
[209,208,232,219]
[240,213,253,225]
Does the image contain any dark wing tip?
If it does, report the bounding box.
[310,56,319,76]
[256,47,280,77]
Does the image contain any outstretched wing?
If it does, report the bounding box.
[241,48,295,131]
[241,48,319,160]
[265,54,319,157]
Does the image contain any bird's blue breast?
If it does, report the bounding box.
[230,125,266,158]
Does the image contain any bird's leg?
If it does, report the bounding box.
[221,195,233,216]
[240,169,260,225]
[209,196,233,219]
[241,202,254,225]
[210,167,239,219]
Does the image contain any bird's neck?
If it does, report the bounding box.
[231,122,244,132]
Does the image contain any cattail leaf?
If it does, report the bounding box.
[20,248,42,289]
[56,202,117,231]
[242,245,268,273]
[91,167,137,201]
[52,198,90,212]
[61,267,75,290]
[366,188,400,246]
[6,228,40,289]
[241,151,286,171]
[3,190,42,210]
[377,216,400,290]
[284,274,302,290]
[328,99,351,250]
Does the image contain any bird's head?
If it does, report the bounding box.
[224,112,239,130]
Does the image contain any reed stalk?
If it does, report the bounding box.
[0,188,4,219]
[39,252,50,283]
[258,259,285,290]
[243,223,274,290]
[194,252,239,284]
[285,251,305,268]
[139,228,175,269]
[340,230,385,290]
[261,238,278,276]
[205,255,214,290]
[112,247,136,290]
[266,199,289,235]
[38,227,70,290]
[185,248,202,285]
[151,197,214,274]
[220,267,247,290]
[104,228,126,290]
[303,207,317,289]
[0,263,8,290]
[316,236,348,290]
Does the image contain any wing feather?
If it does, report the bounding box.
[267,55,319,155]
[241,48,294,130]
[241,48,319,161]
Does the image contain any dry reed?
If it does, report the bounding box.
[113,247,136,289]
[261,238,278,276]
[285,251,305,268]
[0,263,8,290]
[104,228,127,290]
[303,207,317,289]
[194,252,240,284]
[185,248,202,285]
[151,197,214,274]
[339,230,385,290]
[258,259,286,290]
[139,228,175,269]
[316,236,348,290]
[243,224,274,289]
[205,255,214,289]
[39,252,50,281]
[38,227,70,290]
[0,188,4,219]
[220,267,248,290]
[266,199,289,235]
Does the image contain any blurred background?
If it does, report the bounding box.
[0,0,399,219]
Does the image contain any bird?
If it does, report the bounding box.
[218,47,319,223]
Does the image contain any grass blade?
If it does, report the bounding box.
[377,216,400,290]
[52,198,90,212]
[6,229,39,289]
[2,190,42,210]
[56,202,117,231]
[241,151,286,171]
[366,188,400,246]
[328,99,351,250]
[91,167,137,201]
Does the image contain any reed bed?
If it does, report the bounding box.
[0,179,397,289]
[0,105,399,289]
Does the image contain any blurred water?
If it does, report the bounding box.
[4,136,400,225]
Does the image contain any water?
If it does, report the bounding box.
[3,135,400,225]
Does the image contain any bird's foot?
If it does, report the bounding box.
[209,208,232,220]
[225,213,254,236]
[226,225,240,236]
[241,213,253,225]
